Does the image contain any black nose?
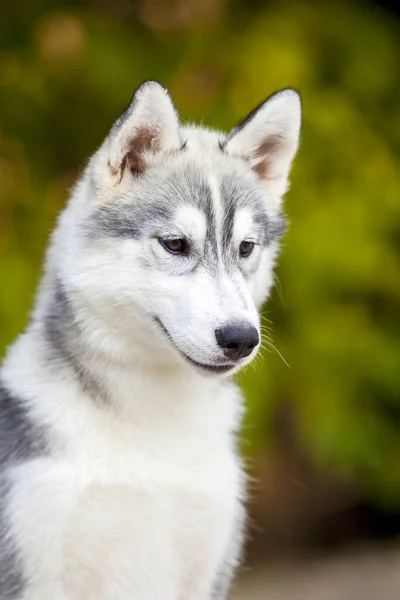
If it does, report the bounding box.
[215,323,259,361]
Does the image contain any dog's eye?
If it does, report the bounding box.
[239,241,255,257]
[160,238,187,255]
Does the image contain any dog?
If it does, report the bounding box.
[0,81,301,599]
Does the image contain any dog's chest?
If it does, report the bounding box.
[55,396,242,598]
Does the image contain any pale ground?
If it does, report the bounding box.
[231,547,400,599]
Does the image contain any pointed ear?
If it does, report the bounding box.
[224,89,301,197]
[91,81,180,200]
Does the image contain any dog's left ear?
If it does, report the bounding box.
[92,81,180,200]
[224,89,301,197]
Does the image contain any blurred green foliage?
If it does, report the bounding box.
[1,0,400,505]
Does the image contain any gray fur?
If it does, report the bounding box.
[221,201,235,256]
[88,163,211,241]
[0,386,47,599]
[43,280,107,402]
[203,177,220,275]
[0,388,46,465]
[89,202,143,240]
[220,173,286,248]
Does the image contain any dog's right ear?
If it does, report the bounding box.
[91,81,180,201]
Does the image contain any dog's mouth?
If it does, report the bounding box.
[183,355,234,374]
[154,317,235,375]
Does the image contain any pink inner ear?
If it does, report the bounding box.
[122,126,161,177]
[253,134,283,180]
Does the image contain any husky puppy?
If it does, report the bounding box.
[0,81,301,599]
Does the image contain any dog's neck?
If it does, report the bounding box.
[27,274,236,430]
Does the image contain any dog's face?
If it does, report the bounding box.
[65,82,301,376]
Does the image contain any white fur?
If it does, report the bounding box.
[0,81,301,599]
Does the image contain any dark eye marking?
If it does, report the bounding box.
[159,238,188,255]
[239,241,255,257]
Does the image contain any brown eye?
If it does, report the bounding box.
[239,241,255,257]
[160,238,187,255]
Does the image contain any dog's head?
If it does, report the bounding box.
[59,82,301,376]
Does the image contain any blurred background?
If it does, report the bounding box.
[1,0,400,597]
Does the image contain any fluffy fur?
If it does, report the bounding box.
[0,81,301,599]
